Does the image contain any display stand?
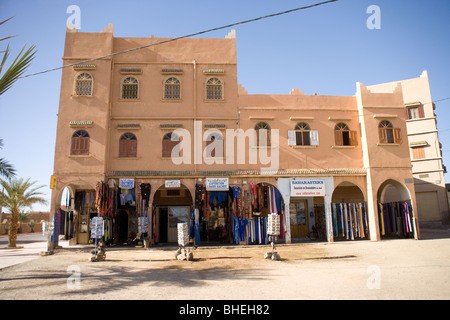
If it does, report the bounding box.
[138,215,149,248]
[176,222,193,261]
[90,217,106,262]
[265,213,281,260]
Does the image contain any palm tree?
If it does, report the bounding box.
[0,178,47,247]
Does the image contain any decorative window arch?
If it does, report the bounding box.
[334,122,357,146]
[295,122,311,146]
[162,132,180,158]
[71,130,90,155]
[378,120,402,144]
[119,132,137,158]
[255,122,271,147]
[205,77,223,100]
[121,76,139,99]
[164,77,181,100]
[74,72,93,96]
[205,132,224,158]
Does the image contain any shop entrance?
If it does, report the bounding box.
[156,206,190,243]
[290,200,308,238]
[153,184,193,244]
[118,210,128,243]
[158,207,168,242]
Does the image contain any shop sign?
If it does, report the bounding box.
[291,179,325,197]
[119,178,134,189]
[165,179,181,188]
[206,177,229,191]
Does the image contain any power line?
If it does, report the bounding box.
[18,0,339,79]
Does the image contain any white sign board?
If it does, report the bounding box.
[291,179,326,197]
[119,178,134,189]
[165,180,181,188]
[206,177,229,191]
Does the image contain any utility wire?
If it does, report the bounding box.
[18,0,339,79]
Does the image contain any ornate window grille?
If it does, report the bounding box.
[74,73,93,96]
[164,77,181,100]
[121,76,139,99]
[206,77,223,100]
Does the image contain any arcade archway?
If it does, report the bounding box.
[330,181,369,241]
[377,179,416,239]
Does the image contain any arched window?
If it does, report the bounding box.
[121,76,139,99]
[74,72,93,96]
[162,132,180,158]
[71,130,90,155]
[119,132,137,158]
[164,77,181,100]
[255,122,271,147]
[295,122,311,146]
[205,132,224,158]
[378,120,402,144]
[206,77,223,100]
[334,122,356,146]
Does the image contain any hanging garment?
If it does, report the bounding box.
[140,183,151,206]
[195,183,203,209]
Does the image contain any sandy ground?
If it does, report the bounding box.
[0,228,450,300]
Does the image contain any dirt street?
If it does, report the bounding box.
[0,228,449,301]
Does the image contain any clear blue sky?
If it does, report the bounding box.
[1,0,450,212]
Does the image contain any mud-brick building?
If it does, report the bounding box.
[50,24,448,246]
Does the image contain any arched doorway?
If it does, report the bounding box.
[152,184,193,243]
[377,179,416,239]
[331,181,369,241]
[54,182,95,245]
[245,182,285,244]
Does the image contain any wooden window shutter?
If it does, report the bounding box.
[418,105,425,118]
[71,137,80,155]
[120,139,137,157]
[335,130,343,146]
[404,108,410,120]
[119,139,126,157]
[412,147,425,160]
[288,130,296,146]
[257,129,270,147]
[129,139,137,157]
[350,131,358,146]
[206,139,215,157]
[378,128,388,144]
[80,137,89,155]
[171,140,180,157]
[394,128,402,144]
[162,139,171,158]
[310,130,319,146]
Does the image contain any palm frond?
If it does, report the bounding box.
[0,44,37,96]
[0,158,16,179]
[0,17,14,27]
